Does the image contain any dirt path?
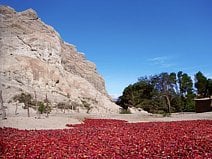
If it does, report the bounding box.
[1,108,211,130]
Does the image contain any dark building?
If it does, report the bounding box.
[194,97,212,113]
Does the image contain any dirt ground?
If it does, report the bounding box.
[0,103,212,130]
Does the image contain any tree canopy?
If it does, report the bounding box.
[117,71,211,114]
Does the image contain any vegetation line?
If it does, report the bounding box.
[116,71,212,114]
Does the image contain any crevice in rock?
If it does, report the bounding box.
[55,80,59,84]
[17,35,37,51]
[15,79,24,85]
[29,17,38,20]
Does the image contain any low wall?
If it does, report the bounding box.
[195,98,212,113]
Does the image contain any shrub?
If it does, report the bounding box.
[13,93,31,103]
[119,108,131,114]
[13,93,32,109]
[56,101,78,111]
[81,99,93,113]
[38,101,45,114]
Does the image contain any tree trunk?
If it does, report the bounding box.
[34,91,38,112]
[0,90,7,119]
[34,91,41,119]
[27,103,30,117]
[45,93,49,118]
[162,94,171,114]
[165,95,171,114]
[15,103,18,115]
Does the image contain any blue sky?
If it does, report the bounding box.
[1,0,212,98]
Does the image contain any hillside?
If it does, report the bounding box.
[0,6,119,114]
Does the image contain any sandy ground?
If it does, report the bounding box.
[0,103,212,130]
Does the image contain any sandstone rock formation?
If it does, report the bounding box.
[0,6,119,114]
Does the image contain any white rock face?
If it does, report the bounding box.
[0,6,119,114]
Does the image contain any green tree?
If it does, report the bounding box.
[38,101,45,114]
[13,93,32,117]
[177,71,183,94]
[184,93,195,112]
[116,71,206,114]
[181,73,194,111]
[177,71,193,96]
[195,71,208,97]
[117,84,136,109]
[181,73,193,96]
[117,77,154,110]
[151,72,177,113]
[177,71,195,111]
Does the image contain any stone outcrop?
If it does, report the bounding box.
[0,6,119,114]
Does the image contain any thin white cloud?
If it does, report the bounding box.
[148,56,174,68]
[149,56,168,62]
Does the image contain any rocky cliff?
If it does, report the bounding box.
[0,6,119,114]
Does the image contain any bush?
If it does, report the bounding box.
[13,93,32,103]
[119,108,131,114]
[13,93,32,109]
[81,99,92,113]
[57,102,69,109]
[38,101,45,114]
[162,112,171,117]
[56,101,78,111]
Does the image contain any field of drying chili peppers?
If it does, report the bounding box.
[0,119,211,158]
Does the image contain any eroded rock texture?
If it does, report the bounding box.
[0,6,118,113]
